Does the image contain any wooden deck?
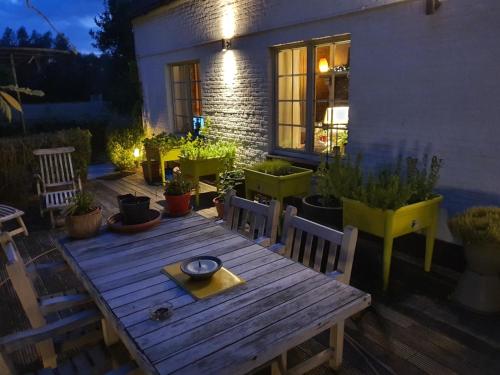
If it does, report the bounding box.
[1,172,500,374]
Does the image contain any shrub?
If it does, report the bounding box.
[143,132,183,154]
[0,127,91,203]
[249,159,294,176]
[107,126,144,171]
[448,207,500,245]
[65,191,95,216]
[165,170,192,196]
[217,169,245,201]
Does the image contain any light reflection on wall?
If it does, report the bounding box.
[223,49,237,88]
[221,1,235,39]
[221,1,237,90]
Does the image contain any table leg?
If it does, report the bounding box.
[329,321,345,370]
[101,318,119,346]
[271,352,287,375]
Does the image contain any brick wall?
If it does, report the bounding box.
[133,0,500,239]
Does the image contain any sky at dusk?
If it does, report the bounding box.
[0,0,105,54]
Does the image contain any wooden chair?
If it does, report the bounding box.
[33,147,82,228]
[269,205,359,374]
[0,205,28,238]
[221,190,281,246]
[0,232,137,374]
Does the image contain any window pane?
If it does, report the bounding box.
[315,102,329,123]
[172,62,202,132]
[278,125,292,148]
[175,100,190,116]
[278,102,292,124]
[172,66,181,81]
[278,50,292,76]
[292,47,307,75]
[334,75,349,104]
[278,77,292,100]
[334,42,350,67]
[174,83,188,99]
[315,44,331,74]
[292,102,306,126]
[292,76,307,100]
[315,76,330,101]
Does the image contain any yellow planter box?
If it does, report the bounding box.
[342,195,443,291]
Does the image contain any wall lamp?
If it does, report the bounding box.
[426,0,441,15]
[222,39,232,51]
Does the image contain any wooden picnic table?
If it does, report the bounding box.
[57,212,371,375]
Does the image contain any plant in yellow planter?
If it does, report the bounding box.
[142,133,183,184]
[342,155,443,291]
[448,207,500,313]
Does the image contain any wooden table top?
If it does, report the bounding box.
[58,213,371,375]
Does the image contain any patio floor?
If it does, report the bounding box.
[1,171,500,374]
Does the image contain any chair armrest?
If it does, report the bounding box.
[39,293,93,314]
[255,236,271,247]
[268,243,286,254]
[33,173,45,194]
[0,309,101,354]
[326,270,348,284]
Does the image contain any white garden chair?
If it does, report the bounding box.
[269,205,359,373]
[33,147,82,228]
[221,190,281,246]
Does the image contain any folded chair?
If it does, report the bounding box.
[33,147,82,228]
[0,232,138,374]
[269,205,359,374]
[221,190,281,246]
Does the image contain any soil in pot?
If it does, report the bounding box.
[165,193,191,217]
[66,207,102,239]
[302,194,343,229]
[121,196,151,224]
[213,197,224,219]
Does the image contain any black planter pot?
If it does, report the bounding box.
[117,194,134,215]
[302,194,343,229]
[120,196,151,225]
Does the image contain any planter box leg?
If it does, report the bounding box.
[383,235,394,291]
[424,220,437,272]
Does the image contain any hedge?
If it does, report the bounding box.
[0,127,91,203]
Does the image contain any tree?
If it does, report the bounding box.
[39,31,53,48]
[16,27,30,47]
[90,0,142,118]
[54,33,69,50]
[0,27,15,47]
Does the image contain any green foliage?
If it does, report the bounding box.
[316,155,362,207]
[406,155,442,203]
[217,169,245,201]
[65,191,95,216]
[165,170,192,196]
[249,159,294,176]
[107,126,144,171]
[0,128,91,203]
[143,132,183,153]
[0,85,44,122]
[449,207,500,245]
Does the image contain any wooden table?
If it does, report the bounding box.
[58,213,371,375]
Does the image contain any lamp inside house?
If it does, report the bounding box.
[318,57,330,73]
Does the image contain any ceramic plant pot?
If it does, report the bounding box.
[165,192,191,217]
[213,197,224,219]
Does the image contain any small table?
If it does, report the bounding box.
[58,213,370,374]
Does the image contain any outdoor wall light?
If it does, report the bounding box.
[133,148,140,158]
[426,0,441,15]
[222,39,232,51]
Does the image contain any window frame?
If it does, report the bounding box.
[170,60,203,134]
[273,35,351,156]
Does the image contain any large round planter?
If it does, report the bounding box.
[66,207,102,239]
[302,195,342,229]
[453,242,500,313]
[213,197,224,219]
[165,193,191,217]
[121,196,151,224]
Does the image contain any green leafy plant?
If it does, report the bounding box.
[65,191,95,216]
[216,169,245,202]
[143,132,183,153]
[165,170,192,196]
[449,207,500,245]
[106,126,144,171]
[316,155,362,207]
[0,85,44,122]
[406,155,442,204]
[249,159,295,176]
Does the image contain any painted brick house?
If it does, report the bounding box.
[131,0,500,238]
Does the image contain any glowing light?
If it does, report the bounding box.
[223,50,237,87]
[318,57,330,73]
[222,3,235,39]
[133,148,140,158]
[324,106,349,125]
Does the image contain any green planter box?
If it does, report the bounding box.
[179,157,227,206]
[342,195,443,291]
[243,166,313,205]
[144,145,181,183]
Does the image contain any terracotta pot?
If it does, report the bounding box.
[164,193,191,216]
[213,197,224,219]
[66,207,102,239]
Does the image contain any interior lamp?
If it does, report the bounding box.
[318,57,330,73]
[323,106,349,126]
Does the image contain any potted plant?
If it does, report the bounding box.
[342,155,443,291]
[164,169,192,216]
[243,159,312,205]
[65,191,102,239]
[213,169,245,219]
[143,133,183,184]
[302,155,362,229]
[448,207,500,313]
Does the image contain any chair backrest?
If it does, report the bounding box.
[223,190,281,245]
[280,205,358,284]
[33,147,77,190]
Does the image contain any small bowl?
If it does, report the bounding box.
[180,256,223,280]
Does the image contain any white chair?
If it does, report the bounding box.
[33,147,82,228]
[0,204,28,238]
[269,205,359,374]
[221,190,281,246]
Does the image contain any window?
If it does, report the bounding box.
[275,38,350,155]
[171,62,202,133]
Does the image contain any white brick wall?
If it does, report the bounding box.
[133,0,500,236]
